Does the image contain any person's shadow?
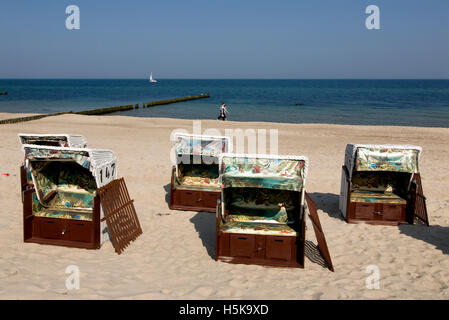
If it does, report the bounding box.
[399,224,449,255]
[190,212,216,259]
[308,192,345,221]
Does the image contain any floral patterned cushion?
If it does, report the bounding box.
[350,190,406,204]
[221,157,305,191]
[225,188,299,224]
[355,147,419,173]
[220,220,297,236]
[30,161,96,221]
[175,136,227,157]
[177,163,219,188]
[32,193,92,221]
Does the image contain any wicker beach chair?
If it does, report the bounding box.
[169,132,231,212]
[339,144,429,226]
[20,144,142,252]
[215,153,333,270]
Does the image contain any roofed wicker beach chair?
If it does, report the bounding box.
[216,153,334,271]
[169,132,232,212]
[19,143,142,254]
[339,144,429,226]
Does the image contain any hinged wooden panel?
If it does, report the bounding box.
[97,178,142,254]
[411,173,430,226]
[305,192,334,272]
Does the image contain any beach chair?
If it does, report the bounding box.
[216,153,334,270]
[169,132,231,212]
[339,144,429,226]
[20,144,142,252]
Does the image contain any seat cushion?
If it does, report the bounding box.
[350,190,406,204]
[220,220,297,236]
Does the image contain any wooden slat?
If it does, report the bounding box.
[305,192,334,272]
[97,178,143,254]
[412,173,430,226]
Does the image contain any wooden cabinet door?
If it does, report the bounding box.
[355,203,376,220]
[180,190,200,207]
[202,191,219,208]
[39,218,63,239]
[265,236,292,262]
[383,204,404,221]
[70,221,93,242]
[229,234,255,258]
[355,203,383,220]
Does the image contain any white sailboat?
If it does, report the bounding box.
[149,72,158,83]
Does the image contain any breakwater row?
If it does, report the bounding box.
[0,93,210,124]
[143,93,210,108]
[0,112,73,125]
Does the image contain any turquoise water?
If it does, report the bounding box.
[0,79,448,127]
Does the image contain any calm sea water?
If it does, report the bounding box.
[0,79,448,127]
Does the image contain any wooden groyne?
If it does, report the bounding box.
[75,104,134,116]
[0,93,210,124]
[0,91,7,95]
[76,93,210,115]
[143,93,210,108]
[0,111,73,125]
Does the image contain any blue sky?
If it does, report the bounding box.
[0,0,448,79]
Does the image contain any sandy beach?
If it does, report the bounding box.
[0,113,448,300]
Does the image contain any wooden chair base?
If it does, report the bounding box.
[216,232,305,268]
[169,185,220,213]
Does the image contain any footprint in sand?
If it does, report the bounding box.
[193,286,215,297]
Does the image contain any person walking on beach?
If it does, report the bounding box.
[217,103,229,121]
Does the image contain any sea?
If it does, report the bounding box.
[0,79,448,127]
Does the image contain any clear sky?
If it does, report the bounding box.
[0,0,448,79]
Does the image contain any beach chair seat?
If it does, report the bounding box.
[220,220,298,236]
[349,190,407,205]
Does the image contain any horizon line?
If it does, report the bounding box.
[1,78,448,81]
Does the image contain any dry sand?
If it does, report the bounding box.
[0,113,448,299]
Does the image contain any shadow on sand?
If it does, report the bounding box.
[163,183,171,207]
[399,224,449,255]
[304,240,330,270]
[190,211,216,260]
[307,192,345,221]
